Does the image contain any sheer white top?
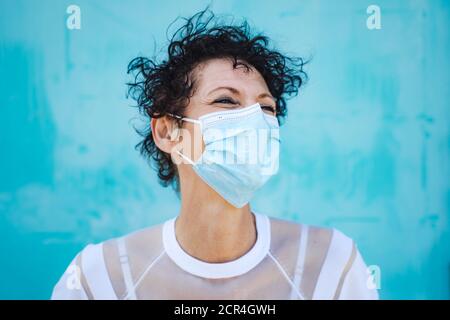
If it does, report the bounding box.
[51,212,379,300]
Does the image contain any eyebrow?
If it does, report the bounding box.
[207,86,275,102]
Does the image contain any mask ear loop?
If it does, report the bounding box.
[166,113,202,165]
[167,113,202,131]
[176,149,196,165]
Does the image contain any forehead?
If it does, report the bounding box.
[193,58,269,94]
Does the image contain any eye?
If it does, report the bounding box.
[261,105,276,115]
[213,97,239,105]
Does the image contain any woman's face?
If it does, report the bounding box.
[173,58,276,164]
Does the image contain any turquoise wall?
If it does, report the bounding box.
[0,0,448,299]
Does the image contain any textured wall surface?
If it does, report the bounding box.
[0,0,448,299]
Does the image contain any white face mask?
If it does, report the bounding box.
[169,103,280,208]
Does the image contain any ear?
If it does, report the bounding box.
[151,116,179,154]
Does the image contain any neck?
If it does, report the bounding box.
[175,173,257,263]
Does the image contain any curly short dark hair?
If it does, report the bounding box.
[126,8,308,190]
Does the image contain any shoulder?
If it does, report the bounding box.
[50,248,88,300]
[267,215,378,300]
[51,241,117,300]
[114,221,165,257]
[268,215,355,258]
[268,215,339,253]
[307,226,379,300]
[51,221,165,300]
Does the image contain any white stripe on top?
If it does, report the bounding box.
[312,229,353,299]
[117,237,137,300]
[289,224,309,299]
[81,243,117,300]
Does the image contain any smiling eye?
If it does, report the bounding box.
[261,105,276,114]
[213,97,238,105]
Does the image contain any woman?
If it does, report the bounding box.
[51,10,379,300]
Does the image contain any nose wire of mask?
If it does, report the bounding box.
[171,103,280,208]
